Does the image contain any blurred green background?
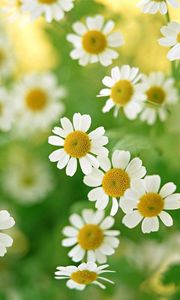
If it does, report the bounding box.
[0,0,180,299]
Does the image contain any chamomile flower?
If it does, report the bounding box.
[84,150,146,216]
[98,65,145,119]
[0,210,15,257]
[3,0,28,22]
[22,0,75,23]
[55,262,114,290]
[48,113,109,176]
[62,209,120,264]
[140,72,178,125]
[158,21,180,61]
[0,87,16,132]
[67,15,124,66]
[121,175,180,233]
[137,0,179,15]
[13,73,65,136]
[2,158,53,204]
[0,35,14,79]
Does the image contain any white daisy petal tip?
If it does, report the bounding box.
[0,210,15,257]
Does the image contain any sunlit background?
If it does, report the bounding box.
[0,0,180,299]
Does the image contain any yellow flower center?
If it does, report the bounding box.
[82,30,107,54]
[38,0,56,4]
[102,168,130,198]
[0,49,5,67]
[71,270,97,285]
[16,0,22,6]
[137,193,164,217]
[64,131,91,158]
[177,33,180,43]
[25,88,47,112]
[146,86,166,105]
[111,80,134,106]
[78,224,104,250]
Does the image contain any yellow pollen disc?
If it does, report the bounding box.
[78,224,104,250]
[25,88,47,112]
[64,131,91,158]
[137,193,164,217]
[71,270,97,285]
[146,86,166,105]
[38,0,56,4]
[82,30,107,54]
[0,50,5,67]
[16,0,22,6]
[111,80,134,106]
[102,168,130,198]
[177,33,180,43]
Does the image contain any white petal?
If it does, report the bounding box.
[0,233,13,247]
[122,211,143,228]
[79,157,92,175]
[96,156,111,172]
[69,214,84,229]
[62,237,77,247]
[0,211,15,230]
[87,250,96,262]
[112,150,130,169]
[66,158,77,177]
[60,117,73,133]
[88,187,105,201]
[95,195,109,210]
[160,182,176,198]
[110,198,119,216]
[159,211,173,227]
[84,168,104,187]
[100,216,114,230]
[144,175,161,193]
[48,136,64,146]
[141,217,159,233]
[62,226,78,237]
[164,194,180,210]
[57,153,70,169]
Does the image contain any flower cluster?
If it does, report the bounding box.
[49,112,180,290]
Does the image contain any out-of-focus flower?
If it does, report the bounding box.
[48,113,109,176]
[0,210,15,257]
[140,72,178,125]
[0,87,16,132]
[122,175,180,233]
[67,15,124,66]
[137,0,179,15]
[13,73,65,136]
[84,150,146,216]
[98,65,145,119]
[2,0,29,23]
[159,21,180,61]
[0,35,14,79]
[62,209,120,263]
[22,0,75,23]
[2,158,53,204]
[54,262,114,290]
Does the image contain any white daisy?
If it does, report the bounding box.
[62,209,120,264]
[2,0,28,23]
[55,262,114,290]
[97,65,145,119]
[13,73,65,136]
[159,21,180,61]
[67,15,124,67]
[137,0,179,15]
[84,150,146,216]
[140,72,178,125]
[22,0,75,23]
[48,113,109,176]
[0,87,16,132]
[0,35,14,79]
[2,158,53,204]
[0,210,15,257]
[121,175,180,233]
